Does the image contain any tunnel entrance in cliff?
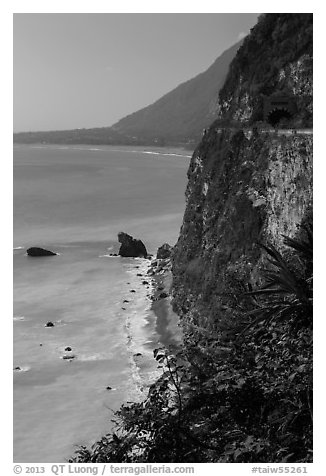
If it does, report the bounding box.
[267,108,293,127]
[264,95,296,127]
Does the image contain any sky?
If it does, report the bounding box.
[13,13,260,132]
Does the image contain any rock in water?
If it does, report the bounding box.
[117,232,147,258]
[156,243,173,259]
[27,247,57,257]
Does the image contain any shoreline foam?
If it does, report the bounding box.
[118,255,182,401]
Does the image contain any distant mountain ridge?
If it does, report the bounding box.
[14,40,242,147]
[111,40,242,144]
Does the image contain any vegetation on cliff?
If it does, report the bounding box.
[217,13,312,127]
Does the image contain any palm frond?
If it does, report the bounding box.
[239,224,313,334]
[281,223,312,261]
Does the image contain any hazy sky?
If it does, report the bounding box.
[13,13,259,132]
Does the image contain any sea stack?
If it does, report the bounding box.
[117,232,148,258]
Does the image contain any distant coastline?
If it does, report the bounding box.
[13,128,199,151]
[13,142,193,159]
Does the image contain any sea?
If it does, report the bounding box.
[13,144,191,462]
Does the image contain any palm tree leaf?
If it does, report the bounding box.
[281,223,313,261]
[244,288,289,296]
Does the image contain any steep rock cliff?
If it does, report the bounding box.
[218,13,312,126]
[172,13,313,331]
[172,129,312,329]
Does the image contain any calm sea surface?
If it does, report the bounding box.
[13,144,190,462]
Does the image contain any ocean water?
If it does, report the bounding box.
[13,144,190,462]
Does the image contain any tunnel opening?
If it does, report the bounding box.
[267,108,293,127]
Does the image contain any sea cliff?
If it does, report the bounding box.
[171,129,312,331]
[172,12,313,334]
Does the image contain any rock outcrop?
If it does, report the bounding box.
[117,232,147,258]
[27,247,57,257]
[156,243,173,260]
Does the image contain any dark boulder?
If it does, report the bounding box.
[65,346,72,352]
[159,292,169,299]
[156,243,173,260]
[27,247,57,257]
[45,321,54,327]
[106,386,112,390]
[118,232,147,258]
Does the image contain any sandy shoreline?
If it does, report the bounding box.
[110,254,182,404]
[121,254,182,390]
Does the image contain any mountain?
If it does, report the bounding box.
[13,40,242,146]
[111,40,242,145]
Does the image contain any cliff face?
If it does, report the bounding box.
[172,130,312,329]
[171,13,313,331]
[218,14,312,126]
